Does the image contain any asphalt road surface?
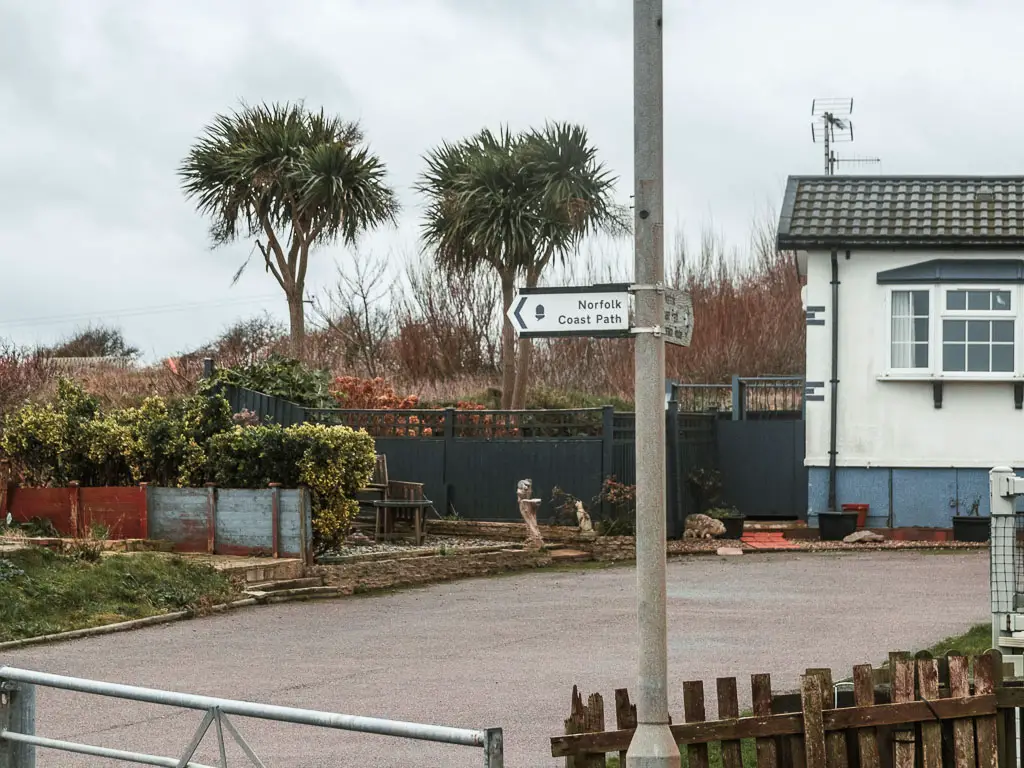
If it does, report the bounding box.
[2,551,988,767]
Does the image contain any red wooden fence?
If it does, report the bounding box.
[2,482,148,540]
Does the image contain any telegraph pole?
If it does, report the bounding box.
[627,1,679,767]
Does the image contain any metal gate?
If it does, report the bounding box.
[675,377,808,520]
[0,667,503,767]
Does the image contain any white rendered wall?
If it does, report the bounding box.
[804,249,1024,468]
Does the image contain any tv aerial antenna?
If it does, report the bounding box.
[811,98,881,174]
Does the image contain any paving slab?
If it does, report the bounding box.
[0,550,988,767]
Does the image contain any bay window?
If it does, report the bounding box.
[886,285,1019,377]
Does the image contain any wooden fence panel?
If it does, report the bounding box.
[614,689,636,768]
[554,652,1010,767]
[684,681,710,768]
[917,658,943,768]
[893,659,917,768]
[717,677,743,768]
[754,674,779,768]
[975,654,999,768]
[854,664,882,768]
[949,656,977,768]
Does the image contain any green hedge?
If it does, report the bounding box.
[207,423,375,551]
[0,379,376,553]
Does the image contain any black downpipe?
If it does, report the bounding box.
[827,251,840,511]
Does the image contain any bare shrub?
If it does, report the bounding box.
[0,342,56,418]
[311,251,395,378]
[392,256,500,385]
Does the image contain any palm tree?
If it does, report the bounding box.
[509,123,630,408]
[417,122,628,409]
[179,102,399,358]
[417,127,536,408]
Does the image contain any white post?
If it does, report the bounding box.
[627,1,679,766]
[990,466,1016,651]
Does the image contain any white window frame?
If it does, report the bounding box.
[882,284,1022,380]
[938,285,1019,379]
[885,287,935,376]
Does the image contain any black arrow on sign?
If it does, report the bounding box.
[513,297,527,329]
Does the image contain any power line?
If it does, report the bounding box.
[0,294,281,330]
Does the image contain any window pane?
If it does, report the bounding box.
[993,320,1015,343]
[968,320,991,342]
[944,319,966,342]
[993,344,1015,372]
[968,344,990,372]
[995,291,1012,310]
[913,318,929,341]
[912,290,929,315]
[947,290,967,310]
[891,342,911,369]
[968,290,991,310]
[943,343,966,371]
[913,343,929,367]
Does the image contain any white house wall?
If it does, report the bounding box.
[804,248,1024,527]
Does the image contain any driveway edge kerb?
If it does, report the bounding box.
[0,598,261,652]
[0,543,987,651]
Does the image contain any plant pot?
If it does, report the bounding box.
[819,511,859,541]
[718,515,746,540]
[952,516,990,542]
[841,503,869,529]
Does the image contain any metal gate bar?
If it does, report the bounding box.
[0,666,503,767]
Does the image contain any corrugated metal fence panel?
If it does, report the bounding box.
[277,489,307,558]
[446,439,604,523]
[148,487,209,551]
[716,419,806,518]
[215,489,274,555]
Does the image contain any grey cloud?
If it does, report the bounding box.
[1,0,1022,359]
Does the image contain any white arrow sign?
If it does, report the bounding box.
[506,287,631,337]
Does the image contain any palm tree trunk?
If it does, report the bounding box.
[510,268,540,410]
[500,272,517,409]
[287,288,306,360]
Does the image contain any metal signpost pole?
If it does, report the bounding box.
[627,0,678,766]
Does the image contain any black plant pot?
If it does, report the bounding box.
[718,515,746,540]
[819,511,859,541]
[952,516,990,542]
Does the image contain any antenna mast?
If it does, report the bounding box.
[810,98,879,175]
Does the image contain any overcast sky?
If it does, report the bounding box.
[0,0,1018,362]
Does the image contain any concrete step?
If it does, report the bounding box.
[246,577,324,593]
[743,520,807,531]
[244,585,340,600]
[549,548,593,562]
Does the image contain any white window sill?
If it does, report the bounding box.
[877,374,1024,382]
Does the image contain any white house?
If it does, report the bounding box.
[777,176,1024,528]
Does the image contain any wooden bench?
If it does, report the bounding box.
[372,480,433,546]
[355,455,390,524]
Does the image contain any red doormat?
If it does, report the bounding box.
[740,532,802,550]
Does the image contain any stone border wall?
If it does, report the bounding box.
[309,547,552,595]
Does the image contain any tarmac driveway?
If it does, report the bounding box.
[1,550,988,767]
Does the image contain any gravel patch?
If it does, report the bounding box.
[325,535,515,558]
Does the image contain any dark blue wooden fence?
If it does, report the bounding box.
[217,377,806,531]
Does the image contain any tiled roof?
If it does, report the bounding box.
[776,176,1024,250]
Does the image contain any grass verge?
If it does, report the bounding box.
[606,739,758,768]
[920,623,991,658]
[0,548,238,642]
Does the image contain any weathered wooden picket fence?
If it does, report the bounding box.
[553,650,1024,768]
